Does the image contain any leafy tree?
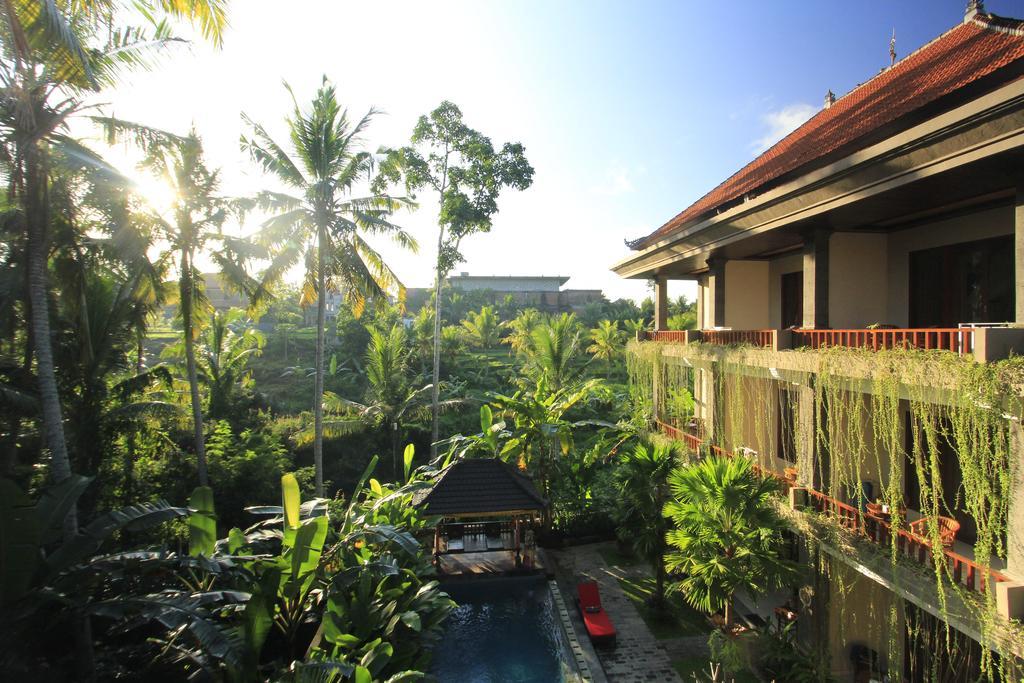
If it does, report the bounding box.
[374,101,534,455]
[664,454,798,625]
[241,78,416,496]
[0,0,227,530]
[460,305,501,349]
[613,441,675,606]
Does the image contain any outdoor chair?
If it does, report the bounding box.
[576,581,617,647]
[908,516,960,548]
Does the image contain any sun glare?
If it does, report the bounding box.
[132,174,179,215]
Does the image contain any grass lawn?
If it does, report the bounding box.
[598,546,642,568]
[671,657,760,682]
[617,575,709,639]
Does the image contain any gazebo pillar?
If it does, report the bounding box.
[654,275,669,331]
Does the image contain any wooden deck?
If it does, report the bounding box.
[437,550,547,577]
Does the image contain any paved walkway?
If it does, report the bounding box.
[550,543,684,683]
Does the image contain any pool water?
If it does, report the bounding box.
[429,577,577,682]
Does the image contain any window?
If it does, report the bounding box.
[909,234,1013,327]
[776,384,798,463]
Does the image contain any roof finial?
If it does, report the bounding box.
[889,28,896,67]
[824,90,836,109]
[966,0,984,21]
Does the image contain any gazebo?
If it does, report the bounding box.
[413,458,548,569]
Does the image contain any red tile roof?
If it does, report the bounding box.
[631,13,1024,250]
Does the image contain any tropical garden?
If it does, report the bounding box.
[0,1,809,682]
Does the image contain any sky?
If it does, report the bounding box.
[83,0,1024,305]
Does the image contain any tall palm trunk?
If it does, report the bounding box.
[313,226,327,496]
[181,251,208,486]
[429,227,444,459]
[25,143,77,534]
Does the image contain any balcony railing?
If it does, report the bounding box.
[640,330,689,343]
[701,329,776,348]
[639,329,776,347]
[792,328,974,355]
[804,489,1008,595]
[655,421,1008,597]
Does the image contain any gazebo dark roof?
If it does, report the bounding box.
[413,458,547,517]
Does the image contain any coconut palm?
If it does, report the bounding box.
[664,454,798,625]
[295,324,462,476]
[96,125,258,487]
[241,79,416,496]
[613,441,676,606]
[623,317,652,340]
[502,308,541,356]
[461,305,501,349]
[524,313,585,392]
[587,319,624,375]
[0,0,227,530]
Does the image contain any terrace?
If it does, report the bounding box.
[654,420,1020,619]
[637,324,1024,362]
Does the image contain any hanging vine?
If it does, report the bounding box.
[626,339,1024,680]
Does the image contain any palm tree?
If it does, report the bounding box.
[613,441,676,607]
[296,324,462,476]
[525,313,584,392]
[587,319,624,375]
[163,308,264,423]
[623,317,652,340]
[461,305,501,349]
[502,308,541,356]
[241,78,416,496]
[490,377,608,500]
[99,126,257,487]
[664,454,798,625]
[0,0,227,530]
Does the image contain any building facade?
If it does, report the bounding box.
[407,273,604,314]
[614,5,1024,680]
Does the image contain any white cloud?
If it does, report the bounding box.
[751,103,817,154]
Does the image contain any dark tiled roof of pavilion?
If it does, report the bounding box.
[630,11,1024,250]
[413,458,547,517]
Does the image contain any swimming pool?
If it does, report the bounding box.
[429,576,582,682]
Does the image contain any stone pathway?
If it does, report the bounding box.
[550,543,683,683]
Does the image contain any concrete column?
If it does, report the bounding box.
[1016,187,1024,324]
[696,275,706,330]
[796,384,816,488]
[802,228,831,329]
[707,259,726,328]
[654,275,669,331]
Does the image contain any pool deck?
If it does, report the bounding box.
[550,542,686,683]
[436,549,550,577]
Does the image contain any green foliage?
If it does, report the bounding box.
[612,441,676,604]
[664,454,798,624]
[460,306,502,349]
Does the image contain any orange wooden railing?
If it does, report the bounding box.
[638,330,689,343]
[701,329,776,348]
[654,420,1007,596]
[804,489,1009,595]
[792,328,974,355]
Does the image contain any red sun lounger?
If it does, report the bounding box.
[576,581,616,647]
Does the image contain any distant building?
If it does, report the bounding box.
[407,273,604,313]
[201,273,247,312]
